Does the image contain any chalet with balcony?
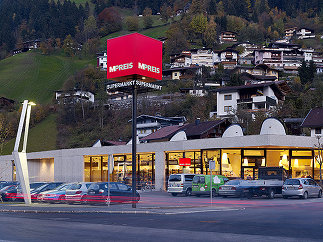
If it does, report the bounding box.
[97,52,107,71]
[215,49,239,69]
[285,27,297,39]
[162,66,201,80]
[296,28,315,40]
[215,81,288,118]
[55,90,95,104]
[232,64,279,80]
[170,51,192,68]
[219,31,237,44]
[135,115,186,139]
[191,48,215,67]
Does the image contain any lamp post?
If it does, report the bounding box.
[12,100,35,204]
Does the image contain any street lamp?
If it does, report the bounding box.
[12,100,36,204]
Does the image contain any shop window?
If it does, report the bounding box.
[266,150,289,170]
[291,158,312,178]
[313,150,322,180]
[202,150,220,175]
[221,149,241,178]
[292,150,312,157]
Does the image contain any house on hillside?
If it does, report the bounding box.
[162,66,201,80]
[215,81,289,118]
[97,52,107,71]
[285,27,297,39]
[301,108,323,137]
[191,48,215,67]
[214,49,239,69]
[232,64,279,80]
[296,28,315,39]
[170,51,192,68]
[55,90,95,104]
[133,115,186,139]
[219,31,238,44]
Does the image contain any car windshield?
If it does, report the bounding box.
[32,184,48,192]
[284,179,300,185]
[225,180,241,185]
[30,183,46,189]
[169,175,181,182]
[70,184,82,190]
[192,176,200,183]
[57,183,73,191]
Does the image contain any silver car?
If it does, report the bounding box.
[167,174,196,196]
[65,182,93,203]
[282,178,322,199]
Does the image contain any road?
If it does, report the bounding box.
[0,192,322,241]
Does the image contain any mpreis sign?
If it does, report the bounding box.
[107,33,162,82]
[179,158,191,166]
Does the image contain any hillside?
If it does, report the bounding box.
[1,114,58,155]
[0,51,94,104]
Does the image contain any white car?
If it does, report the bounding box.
[65,182,93,204]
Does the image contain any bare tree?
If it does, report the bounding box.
[0,114,10,155]
[314,136,323,185]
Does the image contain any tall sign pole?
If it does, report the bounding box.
[131,83,137,208]
[106,33,162,208]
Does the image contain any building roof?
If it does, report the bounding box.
[301,108,323,128]
[141,119,228,141]
[140,124,188,141]
[135,115,186,123]
[184,120,227,137]
[101,140,127,146]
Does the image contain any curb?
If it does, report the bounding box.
[0,209,157,214]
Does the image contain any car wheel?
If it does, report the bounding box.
[212,188,217,197]
[185,188,192,197]
[283,195,288,199]
[302,191,308,199]
[318,190,322,198]
[171,193,178,197]
[268,189,275,199]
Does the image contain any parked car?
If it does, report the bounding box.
[38,183,76,203]
[85,182,140,205]
[28,182,64,201]
[167,174,196,196]
[4,182,46,201]
[218,179,245,197]
[65,182,93,204]
[282,178,323,199]
[0,185,18,201]
[192,174,229,197]
[0,181,18,190]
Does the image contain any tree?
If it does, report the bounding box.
[298,60,317,85]
[314,136,323,185]
[83,15,99,41]
[189,0,207,15]
[160,3,170,23]
[125,16,139,31]
[63,34,77,57]
[0,114,10,155]
[190,14,208,38]
[165,24,189,57]
[203,20,217,48]
[143,7,153,29]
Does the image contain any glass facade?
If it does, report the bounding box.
[83,148,322,187]
[84,153,155,188]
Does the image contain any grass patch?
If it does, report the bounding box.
[0,51,93,104]
[1,114,58,155]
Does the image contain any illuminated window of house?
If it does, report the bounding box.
[221,149,241,178]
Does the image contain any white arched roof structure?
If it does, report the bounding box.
[222,124,244,138]
[260,118,286,135]
[170,131,187,141]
